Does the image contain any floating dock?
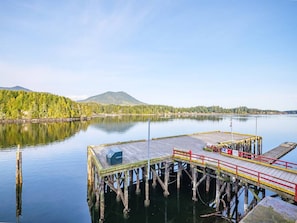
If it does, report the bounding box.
[262,142,297,163]
[240,196,297,223]
[87,131,297,222]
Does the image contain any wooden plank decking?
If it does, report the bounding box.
[173,149,297,200]
[263,142,297,162]
[91,131,255,174]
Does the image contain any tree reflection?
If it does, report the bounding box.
[0,115,230,149]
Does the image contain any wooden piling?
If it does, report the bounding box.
[16,145,22,185]
[135,168,141,195]
[123,170,129,216]
[116,173,121,202]
[152,165,157,188]
[163,162,169,197]
[177,162,182,189]
[192,165,197,201]
[144,166,150,207]
[87,147,94,187]
[215,176,221,211]
[226,182,231,202]
[206,174,210,193]
[99,178,105,222]
[244,184,249,214]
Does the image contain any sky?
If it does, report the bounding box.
[1,0,297,110]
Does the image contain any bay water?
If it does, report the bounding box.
[0,115,296,223]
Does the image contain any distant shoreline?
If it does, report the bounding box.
[0,117,91,124]
[0,112,288,124]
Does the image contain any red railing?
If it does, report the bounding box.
[173,149,297,202]
[220,150,297,171]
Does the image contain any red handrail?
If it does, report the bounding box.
[221,150,297,171]
[173,149,297,202]
[295,185,297,202]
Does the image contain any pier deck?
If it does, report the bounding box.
[90,131,258,175]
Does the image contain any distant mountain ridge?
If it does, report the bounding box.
[0,86,32,92]
[79,91,146,105]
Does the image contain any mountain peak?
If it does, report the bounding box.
[0,86,32,92]
[79,91,146,105]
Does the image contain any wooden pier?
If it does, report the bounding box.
[87,131,297,222]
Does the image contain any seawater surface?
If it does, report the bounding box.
[0,115,297,223]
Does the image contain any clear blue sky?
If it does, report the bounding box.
[1,0,296,110]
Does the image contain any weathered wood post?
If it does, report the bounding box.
[87,146,94,187]
[144,166,150,207]
[192,165,197,201]
[258,137,262,155]
[215,175,221,211]
[226,182,231,202]
[16,145,23,218]
[116,173,121,202]
[206,174,210,193]
[177,162,182,189]
[135,168,141,195]
[163,162,169,197]
[244,184,249,214]
[16,145,23,185]
[123,170,129,217]
[99,178,105,222]
[129,170,133,187]
[152,165,157,188]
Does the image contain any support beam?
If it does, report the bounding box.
[151,165,170,197]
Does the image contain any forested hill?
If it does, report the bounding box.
[79,91,145,105]
[0,90,92,120]
[0,90,283,122]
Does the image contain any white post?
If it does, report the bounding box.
[147,119,150,177]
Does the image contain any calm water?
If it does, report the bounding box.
[0,115,296,223]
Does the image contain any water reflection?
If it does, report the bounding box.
[0,115,229,149]
[16,184,22,219]
[0,121,88,148]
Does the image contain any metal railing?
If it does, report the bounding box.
[173,148,297,202]
[226,150,297,171]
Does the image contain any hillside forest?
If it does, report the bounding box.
[0,90,280,121]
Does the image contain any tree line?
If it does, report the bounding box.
[0,90,281,121]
